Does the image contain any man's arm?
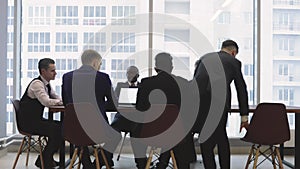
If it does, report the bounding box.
[233,61,249,131]
[29,80,62,107]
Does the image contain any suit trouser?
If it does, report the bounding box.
[200,121,230,169]
[111,114,147,169]
[25,120,62,168]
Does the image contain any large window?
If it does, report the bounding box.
[4,0,299,141]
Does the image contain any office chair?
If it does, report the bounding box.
[140,104,180,169]
[241,103,290,169]
[64,102,111,169]
[11,99,46,169]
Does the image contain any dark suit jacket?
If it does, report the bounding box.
[62,65,117,122]
[194,51,249,130]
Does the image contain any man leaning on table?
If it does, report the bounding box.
[19,58,63,169]
[194,40,249,169]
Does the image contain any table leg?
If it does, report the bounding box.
[295,113,300,169]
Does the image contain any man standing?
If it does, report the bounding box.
[194,40,249,169]
[19,58,62,169]
[136,52,194,169]
[62,49,120,169]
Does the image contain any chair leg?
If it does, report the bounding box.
[69,148,79,169]
[77,148,84,169]
[38,136,45,169]
[245,145,254,169]
[12,137,26,169]
[170,150,178,169]
[26,136,31,166]
[271,146,277,169]
[253,146,260,169]
[275,147,284,169]
[94,148,101,169]
[99,147,110,169]
[117,132,128,161]
[145,148,154,169]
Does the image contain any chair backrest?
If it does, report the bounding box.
[139,104,179,138]
[138,104,184,150]
[242,103,290,145]
[11,99,28,135]
[63,102,108,146]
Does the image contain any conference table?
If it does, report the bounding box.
[49,104,300,169]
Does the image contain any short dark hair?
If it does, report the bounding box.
[38,58,55,73]
[221,40,239,54]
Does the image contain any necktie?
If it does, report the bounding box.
[46,84,51,98]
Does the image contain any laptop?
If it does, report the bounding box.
[118,88,138,108]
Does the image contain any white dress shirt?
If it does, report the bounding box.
[27,76,62,107]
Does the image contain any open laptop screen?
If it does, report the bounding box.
[118,88,138,105]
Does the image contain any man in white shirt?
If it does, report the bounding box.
[19,58,62,169]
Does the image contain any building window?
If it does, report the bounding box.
[218,11,231,24]
[278,64,289,76]
[165,1,190,15]
[111,32,135,53]
[7,58,13,78]
[278,88,294,105]
[55,32,78,52]
[243,38,252,50]
[111,59,135,79]
[217,37,229,50]
[279,38,295,55]
[164,29,190,42]
[244,64,254,76]
[7,32,13,52]
[28,6,51,25]
[27,59,39,78]
[7,6,14,25]
[56,6,78,25]
[83,6,106,25]
[243,12,252,25]
[112,6,135,25]
[173,57,190,70]
[83,32,106,52]
[55,59,77,78]
[28,32,51,52]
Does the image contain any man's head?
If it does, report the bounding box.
[154,52,173,74]
[81,49,102,70]
[38,58,56,82]
[221,40,239,57]
[126,66,139,83]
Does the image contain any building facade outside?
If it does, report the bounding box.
[4,0,300,142]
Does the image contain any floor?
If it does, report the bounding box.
[0,152,295,169]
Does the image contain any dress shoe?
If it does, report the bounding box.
[35,155,59,168]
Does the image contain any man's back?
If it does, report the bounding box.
[62,65,116,122]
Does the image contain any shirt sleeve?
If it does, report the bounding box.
[28,80,62,107]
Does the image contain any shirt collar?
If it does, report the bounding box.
[40,76,49,86]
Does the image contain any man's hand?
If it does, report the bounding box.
[240,121,249,132]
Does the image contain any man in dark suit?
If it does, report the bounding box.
[194,40,249,169]
[110,66,147,169]
[62,49,120,169]
[136,52,195,169]
[19,58,62,169]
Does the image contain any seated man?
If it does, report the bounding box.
[111,65,147,169]
[62,49,120,169]
[136,52,195,169]
[19,58,63,169]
